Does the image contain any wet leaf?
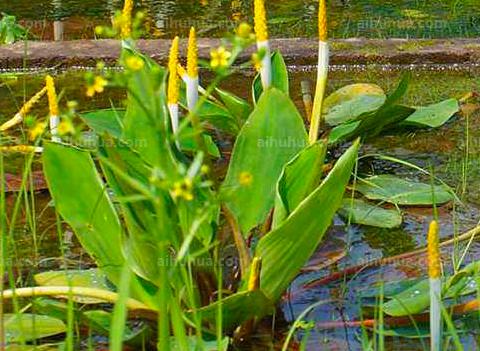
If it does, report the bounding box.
[323,83,386,126]
[338,198,403,228]
[356,175,454,206]
[34,269,112,304]
[402,99,459,128]
[3,314,66,342]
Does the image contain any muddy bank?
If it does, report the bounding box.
[1,38,480,70]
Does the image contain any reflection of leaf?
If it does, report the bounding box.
[338,198,402,228]
[356,175,454,206]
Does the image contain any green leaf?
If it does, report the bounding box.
[323,84,386,126]
[80,109,125,137]
[338,198,403,228]
[195,290,274,330]
[252,51,289,103]
[256,140,360,301]
[328,121,360,145]
[222,88,308,234]
[356,175,454,206]
[34,269,112,304]
[272,141,326,228]
[216,88,252,126]
[178,128,220,158]
[402,99,460,128]
[3,314,66,342]
[170,336,229,351]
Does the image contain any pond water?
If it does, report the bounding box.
[2,0,480,40]
[1,64,480,349]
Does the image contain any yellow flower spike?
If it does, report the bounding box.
[427,220,441,279]
[167,36,180,105]
[177,63,187,80]
[318,0,327,42]
[0,87,47,132]
[121,0,134,39]
[45,75,59,117]
[0,145,43,154]
[247,257,262,292]
[187,27,198,79]
[253,0,268,42]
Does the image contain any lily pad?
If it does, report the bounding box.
[356,175,454,206]
[323,84,386,126]
[403,99,459,128]
[3,314,66,342]
[338,198,402,228]
[34,269,112,304]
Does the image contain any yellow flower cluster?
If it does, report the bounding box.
[172,178,194,201]
[427,220,441,279]
[86,76,108,97]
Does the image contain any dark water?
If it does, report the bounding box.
[2,0,480,40]
[2,65,480,349]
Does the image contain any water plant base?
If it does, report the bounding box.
[1,38,480,70]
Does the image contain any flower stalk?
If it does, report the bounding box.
[45,75,61,142]
[167,36,180,135]
[0,87,47,132]
[254,0,271,90]
[309,0,329,144]
[186,27,199,111]
[428,220,442,351]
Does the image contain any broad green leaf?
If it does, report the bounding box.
[272,141,326,228]
[195,290,274,330]
[171,337,229,351]
[3,314,66,342]
[81,109,124,137]
[328,121,360,144]
[34,269,111,304]
[338,198,403,228]
[402,98,460,128]
[222,88,307,234]
[356,175,454,206]
[252,51,289,103]
[216,88,252,126]
[43,142,159,308]
[323,84,386,126]
[256,140,360,301]
[178,127,220,158]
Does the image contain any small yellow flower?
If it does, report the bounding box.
[57,120,75,136]
[237,22,252,39]
[172,178,194,201]
[45,75,59,117]
[29,122,47,141]
[251,53,262,72]
[200,165,210,175]
[239,171,253,186]
[125,56,144,71]
[86,76,108,97]
[210,47,232,69]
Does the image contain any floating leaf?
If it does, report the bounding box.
[356,175,454,206]
[34,269,112,304]
[323,84,386,126]
[403,99,459,128]
[3,314,66,342]
[338,198,402,228]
